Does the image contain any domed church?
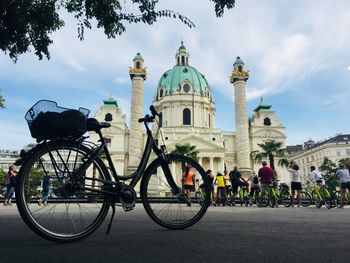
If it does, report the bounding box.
[90,42,288,181]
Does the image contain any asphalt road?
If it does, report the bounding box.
[1,204,350,263]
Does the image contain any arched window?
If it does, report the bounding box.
[183,108,191,125]
[105,113,113,121]
[181,56,185,65]
[136,61,141,69]
[159,89,164,98]
[177,57,180,65]
[238,65,243,72]
[183,83,190,93]
[264,117,271,126]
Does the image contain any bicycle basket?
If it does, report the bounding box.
[25,100,90,142]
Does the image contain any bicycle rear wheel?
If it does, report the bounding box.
[300,191,312,207]
[280,189,292,207]
[15,140,111,242]
[141,154,210,229]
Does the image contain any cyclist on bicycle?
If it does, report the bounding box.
[335,163,350,208]
[309,166,323,186]
[206,169,216,205]
[229,166,248,206]
[214,172,227,206]
[248,171,260,206]
[183,165,195,207]
[258,161,274,206]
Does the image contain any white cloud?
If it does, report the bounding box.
[66,58,87,72]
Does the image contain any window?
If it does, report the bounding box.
[136,61,141,69]
[263,117,271,126]
[238,65,242,72]
[183,108,191,125]
[105,113,112,121]
[159,89,164,98]
[183,84,190,93]
[181,56,185,64]
[346,149,350,156]
[336,149,341,157]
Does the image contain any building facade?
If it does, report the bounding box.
[91,43,289,182]
[289,134,350,181]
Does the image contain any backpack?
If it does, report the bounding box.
[253,175,259,184]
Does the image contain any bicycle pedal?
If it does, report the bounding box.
[122,206,134,212]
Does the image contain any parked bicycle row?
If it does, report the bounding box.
[194,161,350,209]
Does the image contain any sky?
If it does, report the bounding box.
[1,0,350,150]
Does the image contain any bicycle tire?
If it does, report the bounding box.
[280,189,292,207]
[300,191,312,207]
[312,191,322,208]
[15,140,111,242]
[268,189,277,208]
[322,189,333,209]
[140,154,210,229]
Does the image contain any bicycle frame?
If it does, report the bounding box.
[40,112,181,199]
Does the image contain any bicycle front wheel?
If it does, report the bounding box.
[322,189,334,209]
[140,154,210,229]
[15,140,111,242]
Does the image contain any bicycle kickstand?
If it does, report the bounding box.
[106,204,116,234]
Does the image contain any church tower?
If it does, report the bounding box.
[128,52,147,172]
[230,57,251,176]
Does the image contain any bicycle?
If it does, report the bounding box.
[308,183,334,209]
[195,179,206,206]
[15,100,211,242]
[238,186,249,206]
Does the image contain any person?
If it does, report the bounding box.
[309,166,323,185]
[258,161,274,206]
[3,164,17,206]
[214,172,227,206]
[206,169,216,205]
[38,172,52,206]
[229,166,248,206]
[248,171,260,206]
[288,164,302,207]
[335,163,350,208]
[182,165,195,206]
[224,170,233,205]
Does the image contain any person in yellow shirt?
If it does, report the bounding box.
[214,172,227,206]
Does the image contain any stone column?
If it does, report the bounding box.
[230,57,251,177]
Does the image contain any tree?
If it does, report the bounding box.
[170,143,199,160]
[0,0,236,62]
[251,140,287,171]
[0,94,4,108]
[319,157,338,187]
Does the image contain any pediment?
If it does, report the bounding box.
[166,135,224,152]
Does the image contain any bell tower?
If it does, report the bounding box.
[128,52,147,172]
[230,56,251,177]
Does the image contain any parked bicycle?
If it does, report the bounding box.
[15,100,211,242]
[238,186,249,206]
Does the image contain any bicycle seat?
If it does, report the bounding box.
[87,118,111,132]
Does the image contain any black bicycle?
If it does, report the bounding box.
[15,100,210,242]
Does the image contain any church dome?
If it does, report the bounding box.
[154,42,211,101]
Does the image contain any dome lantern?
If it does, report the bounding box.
[175,40,189,66]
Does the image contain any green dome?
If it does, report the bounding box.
[133,52,144,62]
[233,56,244,66]
[155,65,210,99]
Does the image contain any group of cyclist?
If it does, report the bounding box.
[200,160,350,208]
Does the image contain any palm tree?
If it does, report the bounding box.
[170,143,199,160]
[251,140,287,171]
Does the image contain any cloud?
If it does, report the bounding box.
[347,66,350,71]
[66,58,87,72]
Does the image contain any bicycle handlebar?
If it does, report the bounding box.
[138,105,160,123]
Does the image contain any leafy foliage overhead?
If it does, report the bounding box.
[0,0,235,62]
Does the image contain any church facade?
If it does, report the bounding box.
[89,43,288,182]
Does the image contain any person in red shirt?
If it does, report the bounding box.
[258,161,274,206]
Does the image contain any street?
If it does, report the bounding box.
[1,204,350,263]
